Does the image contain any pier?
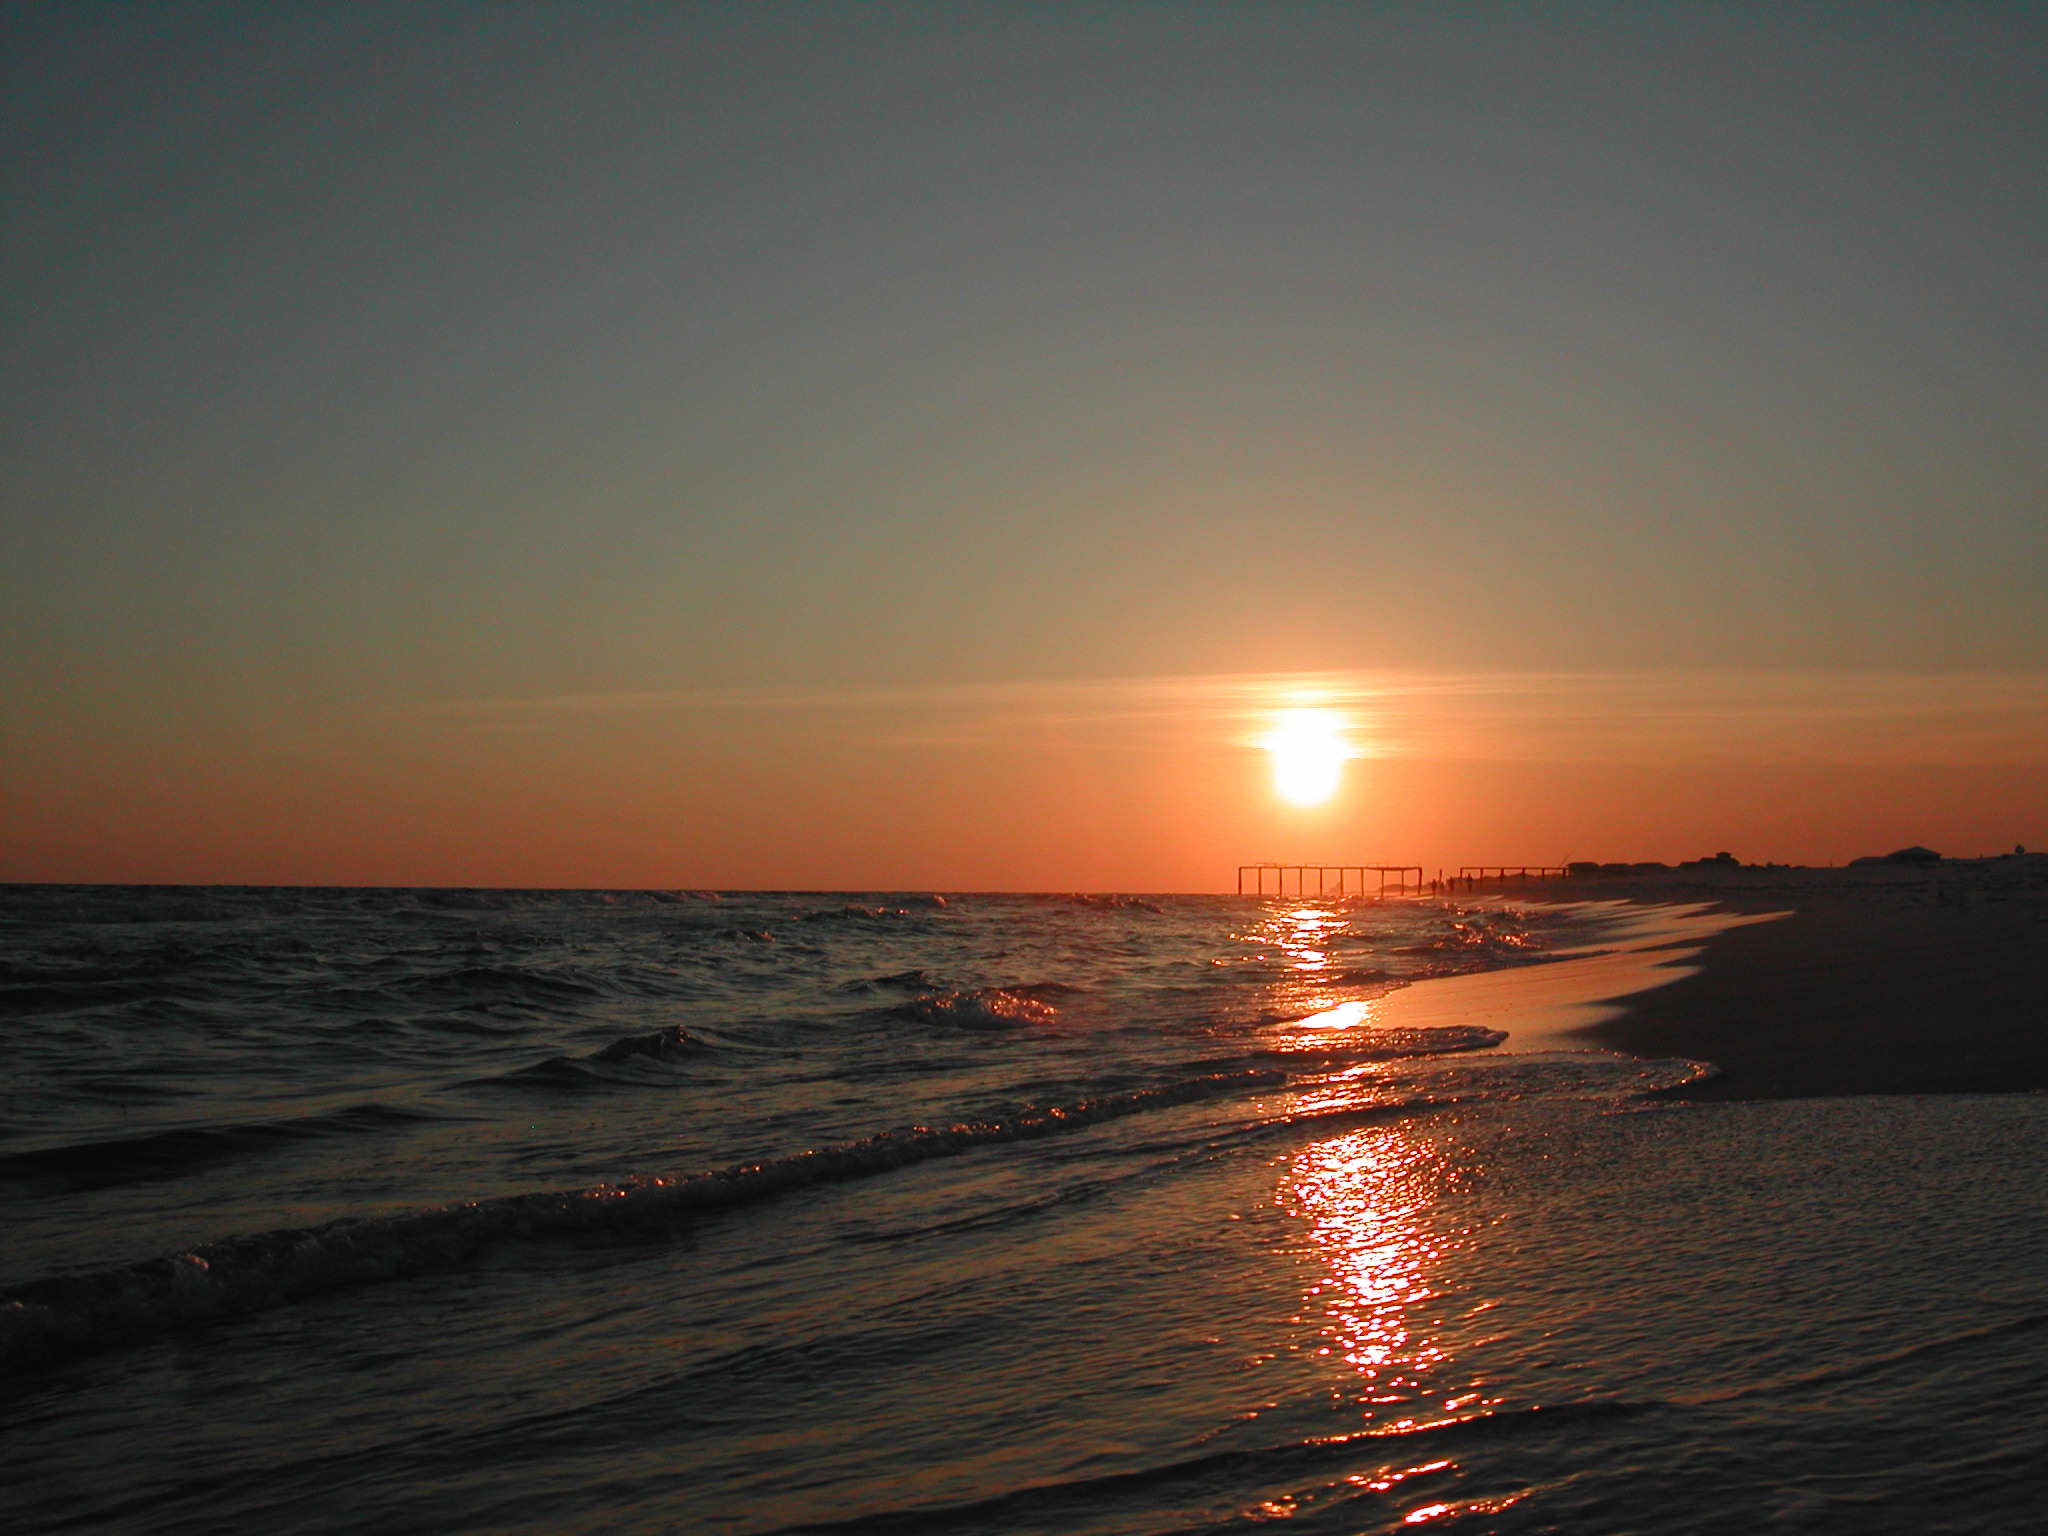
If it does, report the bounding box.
[1453,865,1569,890]
[1237,864,1425,898]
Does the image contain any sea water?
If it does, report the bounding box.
[2,887,2043,1534]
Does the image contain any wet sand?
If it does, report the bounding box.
[1370,900,1780,1053]
[1481,859,2048,1099]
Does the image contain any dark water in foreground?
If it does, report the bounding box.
[2,887,2043,1534]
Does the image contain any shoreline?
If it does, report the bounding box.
[1366,899,1782,1057]
[1461,861,2048,1099]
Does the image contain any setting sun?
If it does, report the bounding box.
[1264,707,1350,805]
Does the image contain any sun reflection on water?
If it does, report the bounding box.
[1285,1124,1456,1410]
[1275,904,1340,973]
[1254,901,1479,1416]
[1243,902,1408,1050]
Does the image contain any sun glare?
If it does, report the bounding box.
[1264,708,1349,805]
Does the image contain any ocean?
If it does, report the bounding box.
[2,886,2043,1534]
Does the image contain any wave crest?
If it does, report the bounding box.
[0,1069,1281,1376]
[887,986,1067,1028]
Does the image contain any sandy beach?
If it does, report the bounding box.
[1469,857,2048,1099]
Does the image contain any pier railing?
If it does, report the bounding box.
[1237,864,1425,898]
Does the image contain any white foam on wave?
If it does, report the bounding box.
[890,987,1064,1028]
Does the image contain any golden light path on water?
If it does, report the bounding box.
[1288,1125,1454,1406]
[1248,901,1512,1527]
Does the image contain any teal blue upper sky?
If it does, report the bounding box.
[6,0,2046,738]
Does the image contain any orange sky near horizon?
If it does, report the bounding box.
[8,671,2043,890]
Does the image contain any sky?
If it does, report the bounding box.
[4,0,2045,889]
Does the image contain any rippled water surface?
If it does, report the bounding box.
[3,887,2043,1534]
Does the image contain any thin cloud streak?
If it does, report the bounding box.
[413,670,2048,766]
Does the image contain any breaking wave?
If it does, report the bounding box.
[0,1069,1283,1376]
[885,985,1076,1029]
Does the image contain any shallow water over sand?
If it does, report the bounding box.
[3,888,2043,1533]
